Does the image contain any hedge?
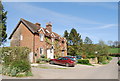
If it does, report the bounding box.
[118,60,120,66]
[77,59,90,64]
[1,47,32,77]
[97,56,107,64]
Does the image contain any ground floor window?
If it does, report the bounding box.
[40,47,44,55]
[62,50,65,56]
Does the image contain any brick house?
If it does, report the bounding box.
[9,18,67,63]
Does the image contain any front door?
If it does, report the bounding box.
[47,49,54,59]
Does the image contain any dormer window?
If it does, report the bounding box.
[39,34,44,41]
[51,38,54,42]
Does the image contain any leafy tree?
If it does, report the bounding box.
[54,40,61,58]
[64,28,82,56]
[84,37,92,44]
[64,30,69,40]
[97,40,110,56]
[0,1,7,46]
[69,28,82,45]
[107,40,113,47]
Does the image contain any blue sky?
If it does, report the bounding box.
[3,2,118,46]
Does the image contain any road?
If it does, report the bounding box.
[118,66,120,81]
[2,57,118,79]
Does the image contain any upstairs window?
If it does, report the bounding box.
[51,38,54,42]
[39,34,44,41]
[20,35,23,40]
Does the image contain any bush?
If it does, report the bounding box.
[87,55,96,58]
[1,47,32,77]
[41,55,46,58]
[118,60,120,66]
[36,58,50,63]
[107,56,112,61]
[97,56,107,64]
[77,59,90,64]
[11,60,31,73]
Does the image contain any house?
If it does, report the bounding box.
[9,18,67,63]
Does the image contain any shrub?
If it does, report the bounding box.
[36,58,50,63]
[87,55,96,58]
[1,47,32,77]
[11,60,31,73]
[41,55,46,58]
[77,59,90,64]
[118,60,120,65]
[97,56,107,64]
[107,56,112,61]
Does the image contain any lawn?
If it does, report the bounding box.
[109,48,120,54]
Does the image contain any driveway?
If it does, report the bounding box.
[2,57,118,79]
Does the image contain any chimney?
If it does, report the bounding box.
[46,22,52,32]
[35,23,41,27]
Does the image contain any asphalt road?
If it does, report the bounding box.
[2,57,119,79]
[118,66,120,81]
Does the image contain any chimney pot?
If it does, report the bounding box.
[35,23,41,27]
[46,22,52,32]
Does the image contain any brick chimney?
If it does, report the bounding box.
[46,22,52,32]
[35,23,41,27]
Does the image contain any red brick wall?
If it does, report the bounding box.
[34,29,47,59]
[20,23,34,52]
[10,22,67,62]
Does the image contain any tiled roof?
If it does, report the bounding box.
[9,18,66,41]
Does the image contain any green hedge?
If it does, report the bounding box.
[1,47,32,77]
[97,56,107,64]
[118,60,120,65]
[36,58,50,63]
[107,56,112,61]
[77,59,90,64]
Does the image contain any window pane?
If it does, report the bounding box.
[39,34,44,41]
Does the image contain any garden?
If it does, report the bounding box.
[0,47,32,77]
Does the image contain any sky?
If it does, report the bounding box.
[2,2,118,46]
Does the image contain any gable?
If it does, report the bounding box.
[38,28,45,34]
[9,18,38,39]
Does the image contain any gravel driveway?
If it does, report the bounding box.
[2,57,118,79]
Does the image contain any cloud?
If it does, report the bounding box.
[98,24,117,29]
[10,3,102,26]
[76,2,118,10]
[79,24,117,30]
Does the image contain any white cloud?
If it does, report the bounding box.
[98,24,117,29]
[79,24,117,30]
[10,3,102,26]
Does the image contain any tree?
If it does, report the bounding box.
[54,40,61,58]
[113,41,119,48]
[64,28,82,56]
[97,40,110,56]
[0,1,7,46]
[84,37,92,44]
[64,30,69,40]
[69,28,82,45]
[107,40,113,47]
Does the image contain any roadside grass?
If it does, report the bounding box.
[33,66,67,69]
[109,48,120,54]
[38,66,67,69]
[77,63,94,66]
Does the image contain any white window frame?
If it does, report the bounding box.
[51,38,54,42]
[39,34,44,41]
[20,35,23,40]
